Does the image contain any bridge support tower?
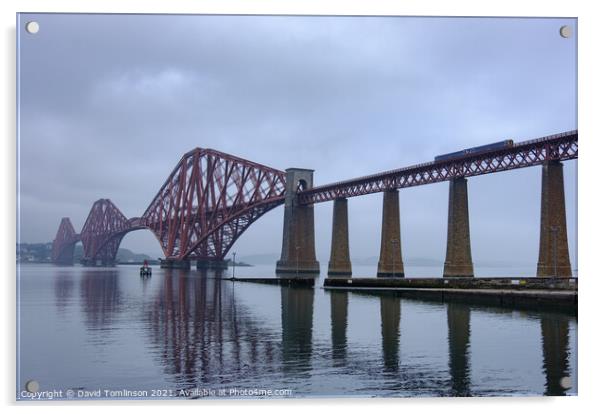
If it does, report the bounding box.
[537,160,572,277]
[276,168,320,275]
[54,245,76,265]
[377,189,404,277]
[443,177,474,277]
[328,198,352,277]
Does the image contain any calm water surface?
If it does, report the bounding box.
[17,264,577,399]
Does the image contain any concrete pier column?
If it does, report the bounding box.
[328,198,352,276]
[443,177,474,277]
[196,259,228,271]
[160,258,191,269]
[537,160,572,277]
[377,190,404,277]
[276,168,320,274]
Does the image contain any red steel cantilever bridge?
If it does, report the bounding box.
[52,130,577,271]
[52,148,287,266]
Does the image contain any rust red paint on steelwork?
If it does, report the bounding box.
[78,199,147,264]
[51,217,80,263]
[141,148,286,260]
[298,130,578,204]
[51,148,287,264]
[51,131,577,265]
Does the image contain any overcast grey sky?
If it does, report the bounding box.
[17,14,577,266]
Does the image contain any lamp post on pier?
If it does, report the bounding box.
[232,251,237,279]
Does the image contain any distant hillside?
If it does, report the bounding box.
[75,245,154,263]
[16,242,52,262]
[239,253,443,266]
[352,256,443,266]
[238,253,280,265]
[238,253,529,268]
[16,242,155,264]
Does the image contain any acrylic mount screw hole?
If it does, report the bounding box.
[26,21,39,34]
[559,25,572,38]
[25,380,39,392]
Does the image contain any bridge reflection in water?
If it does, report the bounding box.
[281,286,314,376]
[330,291,348,365]
[541,315,571,396]
[447,302,471,397]
[380,295,401,373]
[50,268,574,397]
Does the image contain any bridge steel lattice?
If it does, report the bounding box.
[141,148,286,262]
[51,217,81,265]
[51,130,577,277]
[51,149,286,266]
[298,130,577,204]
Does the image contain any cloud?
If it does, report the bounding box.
[18,14,577,267]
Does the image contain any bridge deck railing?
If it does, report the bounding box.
[298,130,577,204]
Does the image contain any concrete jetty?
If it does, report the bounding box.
[324,277,577,311]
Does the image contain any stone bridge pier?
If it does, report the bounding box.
[443,177,474,277]
[276,168,320,275]
[377,190,404,277]
[328,198,352,276]
[537,160,572,277]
